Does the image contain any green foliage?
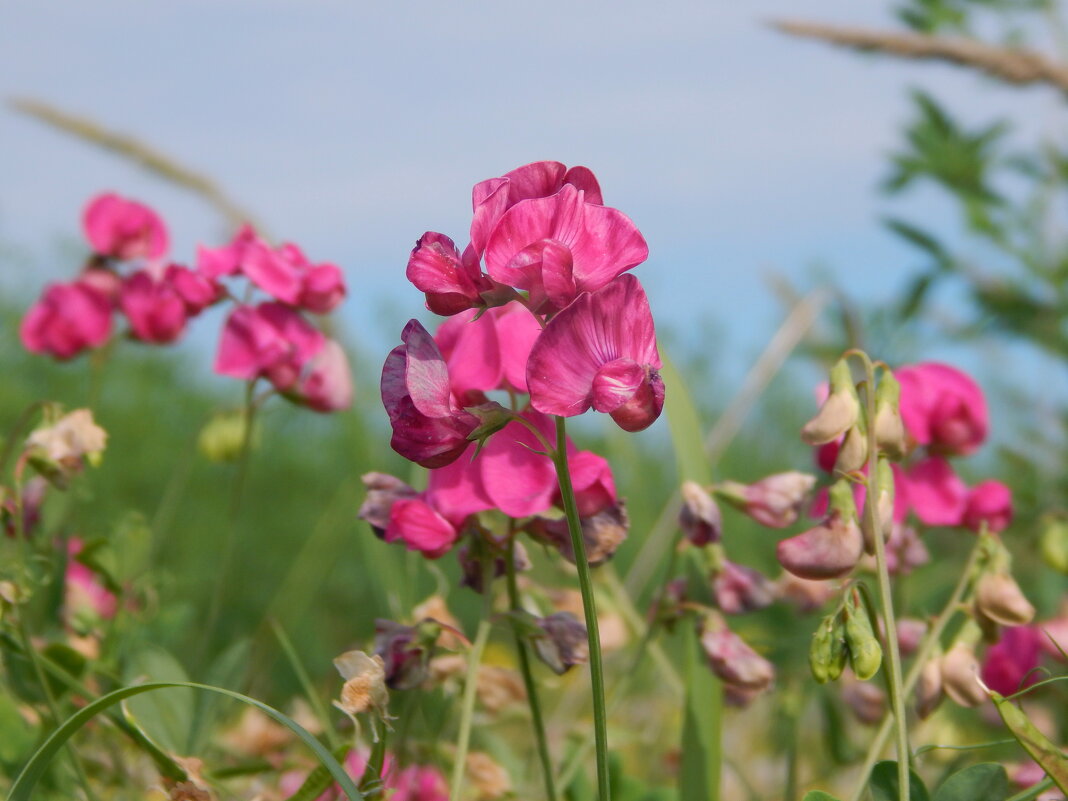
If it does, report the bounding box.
[930,763,1009,801]
[870,761,930,801]
[678,623,721,801]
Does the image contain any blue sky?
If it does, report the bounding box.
[2,1,1066,418]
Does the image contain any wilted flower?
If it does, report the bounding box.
[527,275,663,432]
[25,409,108,486]
[333,650,389,717]
[532,612,589,674]
[679,481,722,545]
[465,752,512,801]
[940,642,987,707]
[711,560,776,615]
[699,613,774,693]
[716,472,816,528]
[526,501,629,567]
[374,619,440,690]
[358,473,419,537]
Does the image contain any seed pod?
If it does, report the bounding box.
[809,614,847,684]
[844,598,883,681]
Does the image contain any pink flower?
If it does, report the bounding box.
[21,280,113,359]
[119,269,189,344]
[65,538,117,623]
[243,239,346,313]
[981,626,1043,696]
[165,264,222,314]
[386,497,460,558]
[406,232,495,316]
[288,339,354,412]
[483,183,648,311]
[905,457,968,527]
[700,615,774,692]
[196,224,257,279]
[895,362,988,455]
[776,515,864,579]
[215,302,325,390]
[470,160,603,257]
[712,560,776,615]
[527,275,663,432]
[434,302,542,401]
[381,320,478,468]
[962,480,1013,533]
[719,472,817,528]
[83,193,169,261]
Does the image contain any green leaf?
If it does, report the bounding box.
[932,763,1009,801]
[8,681,363,801]
[803,792,842,801]
[870,760,930,801]
[40,643,87,699]
[678,623,721,801]
[660,350,711,485]
[0,689,36,764]
[122,646,193,754]
[285,744,352,801]
[990,689,1068,795]
[188,637,251,752]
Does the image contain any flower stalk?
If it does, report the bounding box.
[553,415,611,801]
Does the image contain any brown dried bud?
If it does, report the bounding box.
[679,481,722,545]
[333,650,389,716]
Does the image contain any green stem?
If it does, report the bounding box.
[505,533,558,801]
[552,416,610,801]
[270,619,342,750]
[1005,777,1055,801]
[0,401,43,476]
[846,536,984,801]
[857,356,910,801]
[450,563,494,801]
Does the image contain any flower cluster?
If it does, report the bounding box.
[20,193,352,413]
[367,161,662,568]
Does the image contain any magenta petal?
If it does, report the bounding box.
[397,320,455,418]
[478,416,557,518]
[21,281,113,360]
[83,193,169,261]
[386,498,458,558]
[527,275,662,427]
[120,270,187,344]
[565,450,617,517]
[495,304,542,392]
[292,338,353,412]
[562,166,603,205]
[907,457,968,527]
[299,263,346,313]
[242,240,303,305]
[425,456,493,527]
[215,305,282,379]
[592,358,645,413]
[436,310,504,399]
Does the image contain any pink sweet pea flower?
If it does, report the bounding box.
[562,449,616,518]
[434,302,542,400]
[165,264,222,314]
[289,339,354,412]
[895,363,988,456]
[243,239,346,313]
[119,269,189,344]
[21,280,113,360]
[386,497,460,558]
[981,626,1043,696]
[905,457,968,527]
[65,538,118,623]
[470,160,603,257]
[195,224,257,279]
[962,480,1013,533]
[406,232,495,316]
[215,302,325,390]
[83,193,169,261]
[484,184,648,311]
[527,274,664,432]
[381,320,478,468]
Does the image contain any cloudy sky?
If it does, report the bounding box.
[2,1,1065,398]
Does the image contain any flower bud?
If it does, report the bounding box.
[916,655,944,719]
[873,371,906,459]
[776,572,837,613]
[801,359,860,445]
[843,597,882,681]
[712,560,776,615]
[841,676,885,725]
[458,537,531,594]
[197,411,258,463]
[974,572,1035,627]
[1039,517,1068,575]
[809,614,847,684]
[373,619,441,690]
[940,642,986,707]
[896,618,928,657]
[525,502,628,566]
[679,481,722,545]
[835,422,869,474]
[715,472,816,529]
[532,612,589,675]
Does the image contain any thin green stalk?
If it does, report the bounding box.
[199,383,259,668]
[505,533,558,801]
[552,416,610,801]
[1005,777,1055,801]
[450,564,494,801]
[270,619,341,750]
[846,536,984,801]
[856,355,910,801]
[0,401,43,475]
